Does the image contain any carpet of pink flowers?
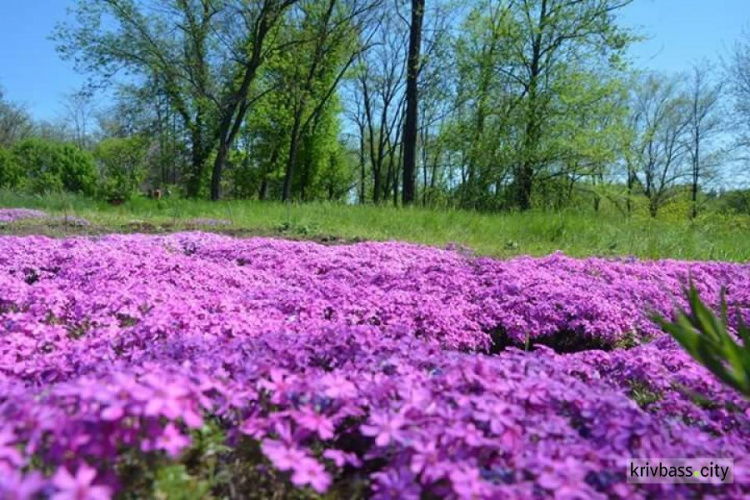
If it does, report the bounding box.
[1,230,749,498]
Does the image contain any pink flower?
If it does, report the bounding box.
[261,439,308,471]
[136,376,203,428]
[372,467,421,500]
[290,457,331,493]
[155,423,191,458]
[321,374,357,398]
[450,466,491,499]
[100,403,126,421]
[536,457,592,500]
[239,415,267,439]
[361,411,406,446]
[410,440,444,482]
[323,449,362,468]
[0,427,23,467]
[0,470,44,500]
[52,464,111,500]
[296,408,335,440]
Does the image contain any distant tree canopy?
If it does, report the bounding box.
[1,0,747,216]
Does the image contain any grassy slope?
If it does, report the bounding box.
[1,191,749,261]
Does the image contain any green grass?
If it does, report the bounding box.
[1,190,749,261]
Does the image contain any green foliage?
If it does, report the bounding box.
[716,189,750,216]
[444,0,635,211]
[235,1,356,202]
[653,284,750,398]
[12,139,63,193]
[58,143,97,195]
[628,380,662,409]
[153,464,212,500]
[0,146,21,188]
[11,138,96,195]
[93,136,148,201]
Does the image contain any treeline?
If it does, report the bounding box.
[1,0,750,216]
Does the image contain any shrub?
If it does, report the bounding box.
[11,138,96,195]
[0,146,21,188]
[58,143,97,196]
[93,136,148,201]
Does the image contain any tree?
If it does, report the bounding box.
[346,6,408,204]
[416,1,454,206]
[62,90,97,149]
[727,28,750,180]
[401,0,424,205]
[0,88,33,148]
[440,0,632,211]
[504,0,634,210]
[56,0,298,200]
[279,0,379,202]
[94,136,149,200]
[210,0,300,201]
[446,1,518,209]
[685,63,724,219]
[629,74,690,217]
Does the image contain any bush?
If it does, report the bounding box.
[0,146,21,188]
[11,138,96,195]
[58,143,97,196]
[93,137,148,201]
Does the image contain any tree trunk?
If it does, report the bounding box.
[210,6,278,201]
[211,141,230,200]
[516,163,533,210]
[259,146,278,201]
[186,126,205,198]
[358,125,366,203]
[515,0,546,211]
[282,113,303,202]
[691,132,700,219]
[401,0,424,205]
[649,198,659,218]
[373,165,382,203]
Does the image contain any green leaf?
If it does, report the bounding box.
[652,282,750,399]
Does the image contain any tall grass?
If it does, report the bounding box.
[1,190,749,261]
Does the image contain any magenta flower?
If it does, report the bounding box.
[0,427,23,467]
[296,407,335,440]
[154,423,191,458]
[361,411,407,446]
[0,470,44,500]
[410,440,444,482]
[372,467,421,500]
[323,449,362,468]
[290,457,331,493]
[450,466,491,499]
[52,464,111,500]
[320,373,357,398]
[136,376,202,428]
[261,439,308,471]
[536,458,593,500]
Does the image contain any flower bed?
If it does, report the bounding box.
[0,208,90,227]
[0,208,49,223]
[0,232,748,498]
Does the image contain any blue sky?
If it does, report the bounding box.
[0,0,748,121]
